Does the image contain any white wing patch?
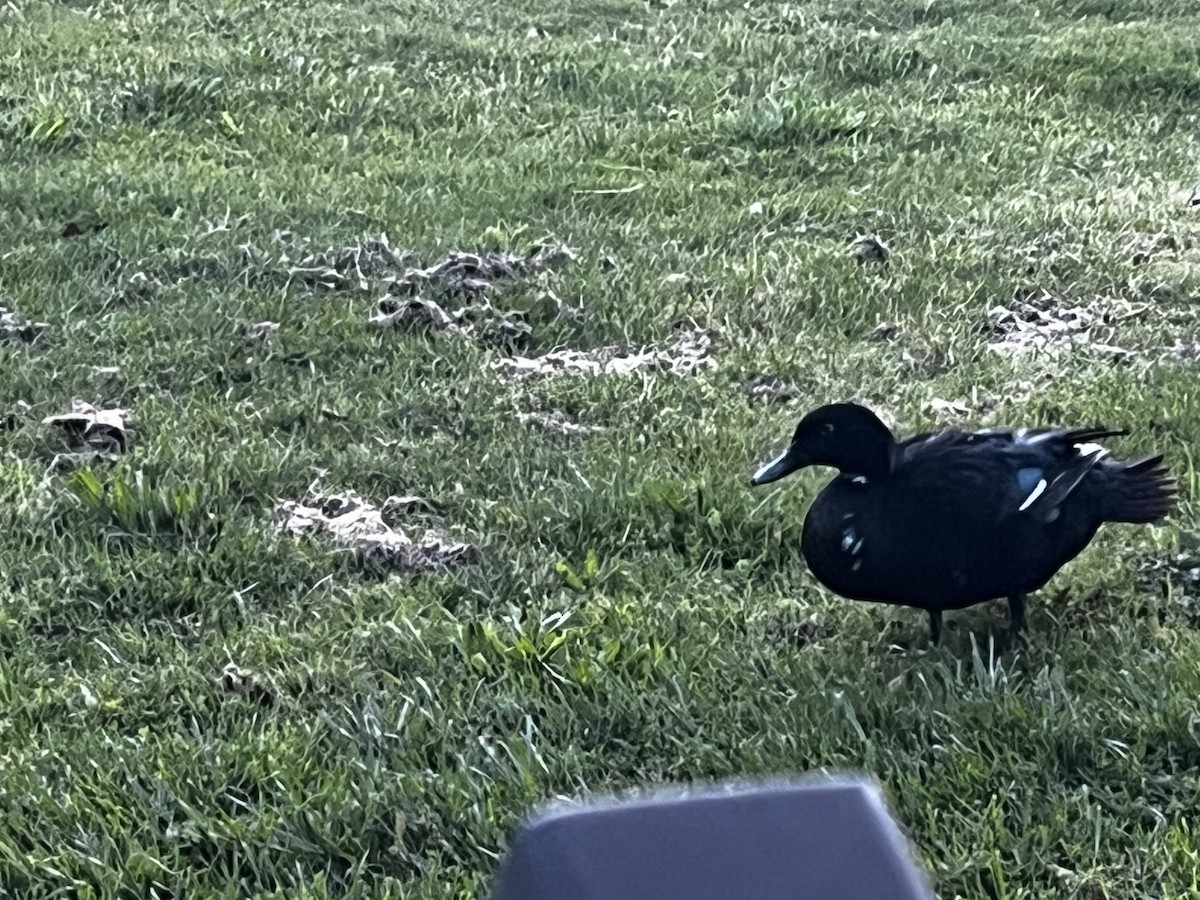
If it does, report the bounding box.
[1021,429,1058,446]
[840,528,864,555]
[1018,477,1049,511]
[1016,442,1111,514]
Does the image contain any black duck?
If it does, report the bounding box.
[750,403,1175,643]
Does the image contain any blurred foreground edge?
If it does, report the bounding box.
[489,773,935,900]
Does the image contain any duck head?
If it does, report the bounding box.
[751,403,896,486]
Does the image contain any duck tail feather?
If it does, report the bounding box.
[1062,426,1127,445]
[1101,454,1176,524]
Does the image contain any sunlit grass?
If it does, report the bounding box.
[1,0,1200,896]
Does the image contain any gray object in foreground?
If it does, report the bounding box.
[489,774,935,900]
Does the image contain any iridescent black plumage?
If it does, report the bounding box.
[751,403,1175,643]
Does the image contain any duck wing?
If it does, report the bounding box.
[893,425,1127,525]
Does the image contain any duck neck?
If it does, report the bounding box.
[836,441,893,482]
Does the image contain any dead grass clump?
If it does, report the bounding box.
[742,375,797,405]
[986,289,1142,358]
[516,409,603,435]
[274,489,472,574]
[244,232,577,298]
[1,305,50,344]
[385,243,577,300]
[274,232,414,292]
[492,327,715,383]
[42,401,132,457]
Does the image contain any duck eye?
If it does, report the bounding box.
[821,423,835,435]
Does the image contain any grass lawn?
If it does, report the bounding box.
[3,0,1200,896]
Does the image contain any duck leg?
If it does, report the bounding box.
[928,610,942,645]
[1007,593,1026,638]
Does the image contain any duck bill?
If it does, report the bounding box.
[750,444,810,485]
